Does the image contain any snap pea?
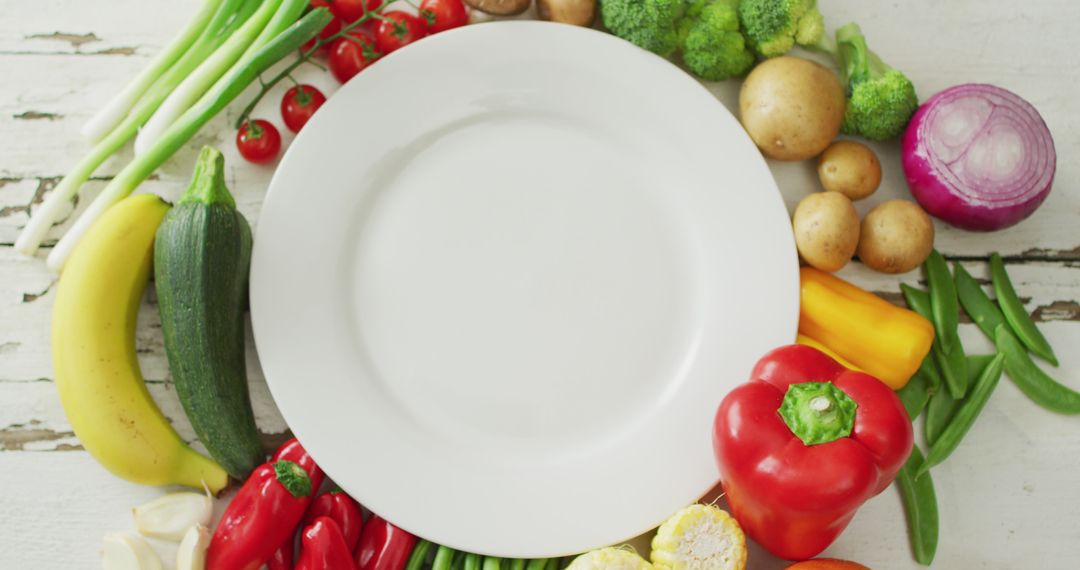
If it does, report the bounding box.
[923,389,957,447]
[902,284,967,398]
[508,560,525,570]
[996,325,1080,414]
[483,558,505,570]
[434,546,456,570]
[525,560,547,570]
[544,560,561,570]
[896,446,938,565]
[464,554,482,570]
[917,353,1005,477]
[406,540,434,570]
[897,370,930,421]
[954,262,1006,339]
[990,253,1059,366]
[926,250,960,354]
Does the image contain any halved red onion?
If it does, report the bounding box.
[901,84,1056,231]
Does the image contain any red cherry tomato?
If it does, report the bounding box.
[280,85,327,133]
[328,31,382,83]
[236,119,281,164]
[375,11,427,55]
[302,17,343,54]
[420,0,468,34]
[329,0,383,22]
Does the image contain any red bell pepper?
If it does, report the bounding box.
[355,514,418,570]
[304,491,364,551]
[713,344,913,560]
[208,438,323,570]
[266,438,328,570]
[297,516,359,570]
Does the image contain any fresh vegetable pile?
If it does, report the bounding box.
[27,0,1071,567]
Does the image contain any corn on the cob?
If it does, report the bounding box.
[566,547,654,570]
[650,505,747,570]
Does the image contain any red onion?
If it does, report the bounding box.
[902,84,1056,231]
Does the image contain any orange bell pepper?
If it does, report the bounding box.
[798,267,934,390]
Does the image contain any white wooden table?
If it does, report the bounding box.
[2,1,1078,568]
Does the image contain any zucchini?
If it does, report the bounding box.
[154,146,262,479]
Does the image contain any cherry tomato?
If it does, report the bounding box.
[236,119,281,164]
[280,85,327,133]
[420,0,468,34]
[329,0,383,23]
[375,11,428,55]
[328,31,381,83]
[302,17,344,54]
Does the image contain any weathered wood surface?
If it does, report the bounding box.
[1,0,1078,568]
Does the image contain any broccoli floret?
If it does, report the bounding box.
[738,0,825,58]
[678,1,754,81]
[601,0,685,57]
[835,22,918,140]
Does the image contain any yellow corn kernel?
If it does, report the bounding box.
[567,547,654,570]
[650,505,747,570]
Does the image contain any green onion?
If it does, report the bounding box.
[135,0,283,156]
[45,2,330,271]
[81,0,226,142]
[15,0,250,257]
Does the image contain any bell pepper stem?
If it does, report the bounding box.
[779,382,858,446]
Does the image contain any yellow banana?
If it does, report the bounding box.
[52,194,228,493]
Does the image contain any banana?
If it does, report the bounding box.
[52,194,229,493]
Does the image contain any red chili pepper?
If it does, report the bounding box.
[266,437,328,569]
[713,344,913,560]
[303,491,364,551]
[297,516,360,570]
[355,514,417,570]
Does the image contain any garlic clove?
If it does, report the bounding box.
[102,532,163,570]
[133,491,213,541]
[176,524,211,570]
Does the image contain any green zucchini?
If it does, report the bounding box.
[154,146,261,479]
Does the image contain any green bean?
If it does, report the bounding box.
[923,389,957,447]
[896,445,939,565]
[897,370,930,421]
[903,284,967,398]
[917,353,1005,477]
[508,559,526,570]
[451,552,466,570]
[434,546,457,570]
[954,262,1006,339]
[406,540,434,570]
[525,560,547,570]
[483,557,505,570]
[996,325,1080,414]
[990,253,1059,366]
[544,560,561,570]
[926,250,960,354]
[464,554,482,570]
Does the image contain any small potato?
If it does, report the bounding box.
[537,0,596,25]
[818,140,882,200]
[465,0,531,15]
[858,200,935,274]
[792,192,860,273]
[739,56,846,161]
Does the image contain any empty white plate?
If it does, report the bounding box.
[251,21,797,558]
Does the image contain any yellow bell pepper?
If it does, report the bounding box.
[798,267,934,390]
[796,334,864,372]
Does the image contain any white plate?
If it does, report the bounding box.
[251,21,797,558]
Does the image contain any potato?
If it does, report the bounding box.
[537,0,596,25]
[792,192,860,273]
[858,200,935,274]
[465,0,531,15]
[818,140,882,200]
[739,56,845,161]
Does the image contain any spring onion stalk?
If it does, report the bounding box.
[46,3,330,271]
[135,0,280,156]
[13,0,249,257]
[81,0,225,143]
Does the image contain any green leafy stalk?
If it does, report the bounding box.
[46,2,331,271]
